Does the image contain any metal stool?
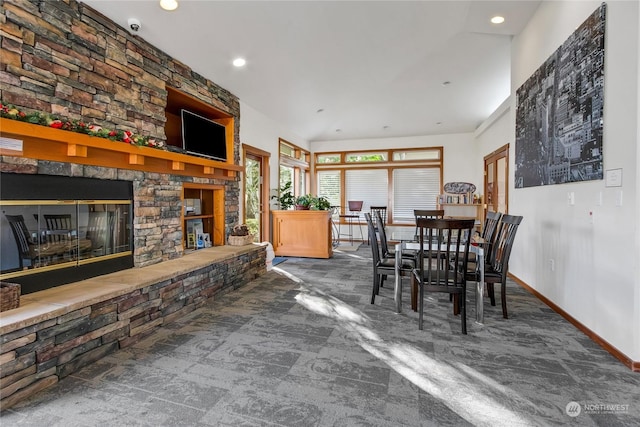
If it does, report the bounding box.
[338,201,364,244]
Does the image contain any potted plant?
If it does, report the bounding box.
[295,194,314,210]
[295,194,331,210]
[313,196,331,210]
[271,181,295,210]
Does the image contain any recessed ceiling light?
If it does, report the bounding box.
[159,0,178,11]
[442,81,451,86]
[232,58,246,67]
[491,16,505,24]
[316,108,324,113]
[436,122,443,125]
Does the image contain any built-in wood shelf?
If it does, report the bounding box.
[0,118,241,179]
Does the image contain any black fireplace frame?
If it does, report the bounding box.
[0,173,134,294]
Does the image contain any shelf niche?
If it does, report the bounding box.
[165,87,235,167]
[182,182,226,250]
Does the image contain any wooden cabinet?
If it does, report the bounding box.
[182,183,225,250]
[272,210,332,258]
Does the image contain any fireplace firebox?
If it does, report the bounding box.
[0,173,134,294]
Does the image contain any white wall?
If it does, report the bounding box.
[486,0,640,362]
[312,133,482,194]
[239,101,309,213]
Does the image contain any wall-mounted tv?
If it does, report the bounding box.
[181,109,227,162]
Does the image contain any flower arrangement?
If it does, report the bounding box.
[0,102,164,150]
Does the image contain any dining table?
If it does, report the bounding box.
[393,234,487,325]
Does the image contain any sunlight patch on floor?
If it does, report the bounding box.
[286,271,535,426]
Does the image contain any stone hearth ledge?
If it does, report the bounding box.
[0,244,263,336]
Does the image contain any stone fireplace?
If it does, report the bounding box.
[0,0,267,410]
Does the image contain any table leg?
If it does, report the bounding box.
[411,275,418,311]
[394,246,402,313]
[475,248,485,324]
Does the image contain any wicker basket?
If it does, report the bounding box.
[228,234,254,246]
[0,282,21,312]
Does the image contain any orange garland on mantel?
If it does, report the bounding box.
[0,118,242,179]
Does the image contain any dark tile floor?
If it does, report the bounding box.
[2,246,639,426]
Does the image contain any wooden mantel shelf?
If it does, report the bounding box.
[0,118,242,179]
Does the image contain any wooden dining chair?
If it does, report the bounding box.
[467,214,523,319]
[365,213,414,304]
[412,217,476,334]
[368,206,387,245]
[375,210,417,261]
[413,209,444,241]
[468,210,502,264]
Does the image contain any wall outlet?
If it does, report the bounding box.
[549,259,555,271]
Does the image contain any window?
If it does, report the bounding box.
[345,169,388,219]
[315,147,443,224]
[393,168,441,223]
[278,139,309,198]
[317,154,341,164]
[317,170,341,207]
[345,152,388,162]
[393,149,440,161]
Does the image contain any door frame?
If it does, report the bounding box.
[483,143,509,215]
[242,144,270,242]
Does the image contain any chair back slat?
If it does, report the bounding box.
[490,214,523,274]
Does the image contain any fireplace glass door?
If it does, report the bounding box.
[1,200,132,278]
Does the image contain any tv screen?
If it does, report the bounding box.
[181,109,227,162]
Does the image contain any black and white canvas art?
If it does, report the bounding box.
[515,4,606,188]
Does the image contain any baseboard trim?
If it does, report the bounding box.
[509,273,639,372]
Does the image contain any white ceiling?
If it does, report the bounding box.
[82,0,541,142]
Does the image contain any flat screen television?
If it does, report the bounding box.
[181,109,227,162]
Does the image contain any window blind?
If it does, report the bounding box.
[345,169,388,219]
[317,170,341,207]
[393,168,440,223]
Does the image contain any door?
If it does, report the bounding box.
[243,145,270,242]
[484,144,509,215]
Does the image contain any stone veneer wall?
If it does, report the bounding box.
[0,0,241,266]
[1,157,237,266]
[0,245,266,410]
